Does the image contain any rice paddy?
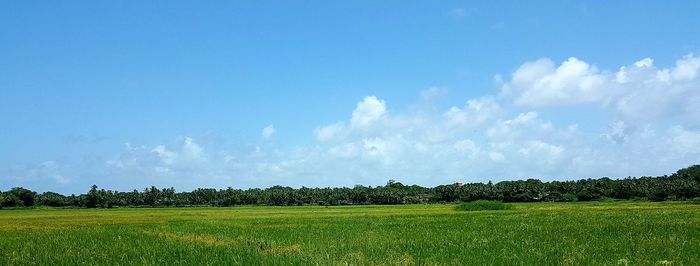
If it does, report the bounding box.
[1,201,698,265]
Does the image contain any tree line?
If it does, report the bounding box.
[1,165,699,208]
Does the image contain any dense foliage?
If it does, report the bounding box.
[455,200,511,211]
[1,165,699,208]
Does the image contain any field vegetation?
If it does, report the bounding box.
[0,202,698,265]
[455,200,511,211]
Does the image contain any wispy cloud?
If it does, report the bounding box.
[262,125,275,139]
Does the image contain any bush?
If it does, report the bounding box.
[560,193,578,202]
[455,200,512,211]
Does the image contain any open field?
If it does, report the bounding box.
[1,202,698,265]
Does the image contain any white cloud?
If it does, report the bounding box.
[669,126,700,156]
[502,57,606,107]
[351,96,386,129]
[501,54,700,127]
[314,122,345,142]
[488,151,505,162]
[611,55,700,125]
[672,54,700,81]
[151,145,176,165]
[328,142,361,159]
[262,125,275,139]
[182,137,204,159]
[486,112,554,141]
[601,120,628,143]
[454,139,479,159]
[518,140,564,157]
[141,137,208,175]
[444,97,501,129]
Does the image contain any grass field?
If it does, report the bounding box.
[0,202,698,265]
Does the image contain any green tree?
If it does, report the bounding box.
[37,192,69,207]
[7,187,37,207]
[86,185,99,208]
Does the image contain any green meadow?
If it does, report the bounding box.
[1,201,698,265]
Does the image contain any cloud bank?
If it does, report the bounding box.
[4,54,700,193]
[501,54,700,126]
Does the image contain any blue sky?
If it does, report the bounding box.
[1,1,700,194]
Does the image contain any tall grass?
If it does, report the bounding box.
[0,202,698,265]
[455,200,512,211]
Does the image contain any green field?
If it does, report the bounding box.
[1,202,698,265]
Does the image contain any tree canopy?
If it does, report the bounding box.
[1,165,699,208]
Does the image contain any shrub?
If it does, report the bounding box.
[455,200,512,211]
[560,193,578,202]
